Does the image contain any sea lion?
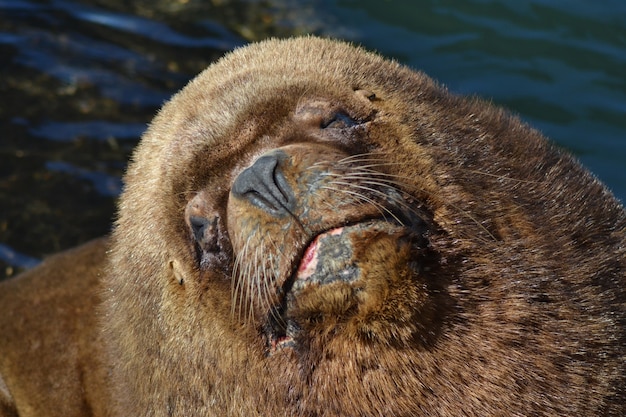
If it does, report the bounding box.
[0,37,624,416]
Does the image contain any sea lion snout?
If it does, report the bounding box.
[224,142,437,353]
[231,150,296,217]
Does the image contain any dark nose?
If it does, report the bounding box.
[231,151,295,217]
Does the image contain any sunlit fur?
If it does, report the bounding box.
[0,37,623,417]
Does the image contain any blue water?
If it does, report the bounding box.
[0,0,624,274]
[313,0,626,202]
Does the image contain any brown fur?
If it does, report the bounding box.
[0,37,624,416]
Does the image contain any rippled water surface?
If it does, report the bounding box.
[1,0,625,278]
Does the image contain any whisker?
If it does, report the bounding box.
[243,239,257,322]
[320,185,403,225]
[328,180,411,222]
[466,169,541,185]
[333,169,497,241]
[265,251,285,328]
[246,245,257,324]
[259,242,276,324]
[231,233,251,322]
[335,152,388,163]
[239,239,253,323]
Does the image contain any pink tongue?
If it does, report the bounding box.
[297,227,344,279]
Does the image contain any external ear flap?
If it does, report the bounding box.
[169,259,185,285]
[354,89,377,101]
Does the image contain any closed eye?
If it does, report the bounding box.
[320,112,360,129]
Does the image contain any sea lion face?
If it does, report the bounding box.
[167,85,459,414]
[183,91,442,356]
[104,38,625,415]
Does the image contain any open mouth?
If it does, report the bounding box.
[293,221,405,291]
[264,217,428,354]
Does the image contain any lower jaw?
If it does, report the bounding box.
[292,220,412,289]
[265,219,419,354]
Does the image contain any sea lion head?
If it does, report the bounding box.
[103,37,625,415]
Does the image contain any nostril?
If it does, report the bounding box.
[184,191,233,272]
[189,215,210,245]
[188,214,221,253]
